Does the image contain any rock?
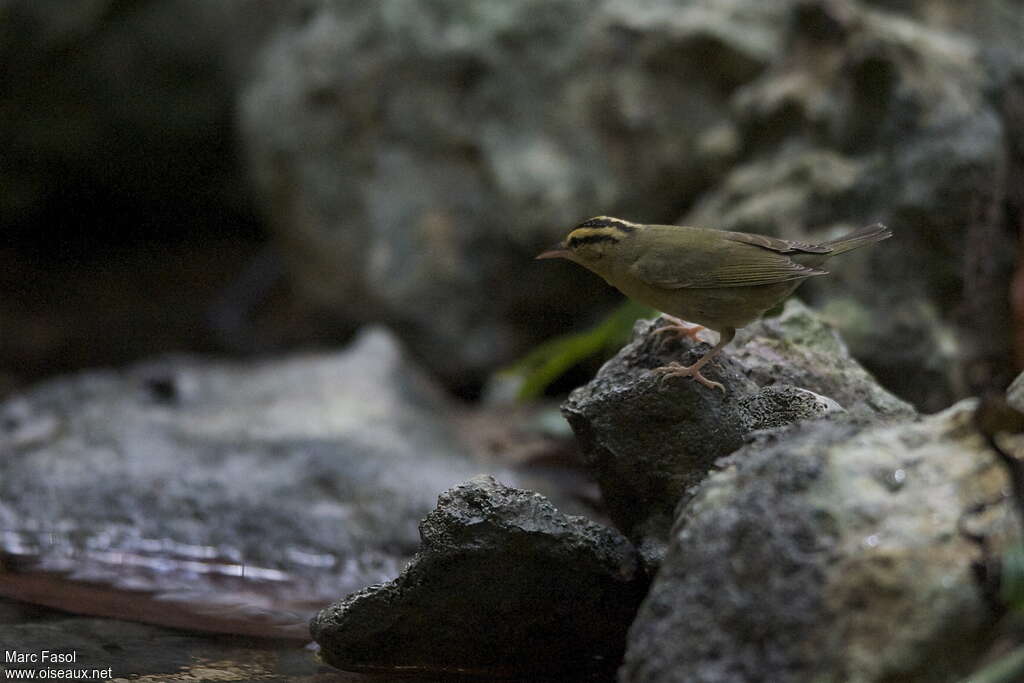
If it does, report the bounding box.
[311,475,647,679]
[735,299,917,420]
[238,0,796,389]
[620,400,1015,683]
[685,0,1022,410]
[562,302,911,566]
[735,384,843,431]
[0,327,493,639]
[861,0,1024,52]
[1008,370,1024,412]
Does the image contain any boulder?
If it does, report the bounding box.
[238,0,797,389]
[686,0,1023,409]
[311,475,647,678]
[562,301,912,566]
[0,327,491,638]
[620,400,1015,683]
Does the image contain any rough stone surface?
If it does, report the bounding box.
[735,299,917,419]
[562,301,912,565]
[620,401,1015,683]
[311,475,647,679]
[735,384,844,431]
[0,327,494,639]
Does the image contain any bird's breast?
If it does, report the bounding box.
[606,274,803,331]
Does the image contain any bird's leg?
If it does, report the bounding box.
[653,327,736,393]
[650,315,705,349]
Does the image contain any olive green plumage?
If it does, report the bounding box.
[537,216,891,392]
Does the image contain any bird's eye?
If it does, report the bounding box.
[568,237,580,249]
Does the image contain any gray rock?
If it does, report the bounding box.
[736,384,844,431]
[238,0,797,388]
[686,0,1022,410]
[1008,370,1024,412]
[620,400,1015,683]
[311,475,647,678]
[735,299,917,420]
[862,0,1024,53]
[562,302,911,565]
[0,327,489,639]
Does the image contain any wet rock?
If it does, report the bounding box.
[562,302,911,565]
[238,0,796,389]
[620,400,1015,683]
[311,475,647,679]
[0,327,492,639]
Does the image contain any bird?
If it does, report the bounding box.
[536,216,891,392]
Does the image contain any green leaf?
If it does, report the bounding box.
[500,300,654,401]
[1001,542,1024,611]
[959,645,1024,683]
[958,544,1024,683]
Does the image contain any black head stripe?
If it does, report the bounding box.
[576,217,637,233]
[569,233,619,248]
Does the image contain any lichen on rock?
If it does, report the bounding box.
[621,400,1015,683]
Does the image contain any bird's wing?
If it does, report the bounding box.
[629,229,828,289]
[721,230,833,255]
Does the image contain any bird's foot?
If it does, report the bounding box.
[651,317,705,348]
[652,362,725,393]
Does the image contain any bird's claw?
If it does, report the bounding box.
[652,362,726,393]
[650,319,705,350]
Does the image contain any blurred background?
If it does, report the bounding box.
[2,0,1022,411]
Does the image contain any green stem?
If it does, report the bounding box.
[502,300,653,400]
[959,646,1024,683]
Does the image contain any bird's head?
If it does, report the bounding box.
[535,216,640,267]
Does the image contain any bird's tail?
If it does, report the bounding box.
[822,223,892,255]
